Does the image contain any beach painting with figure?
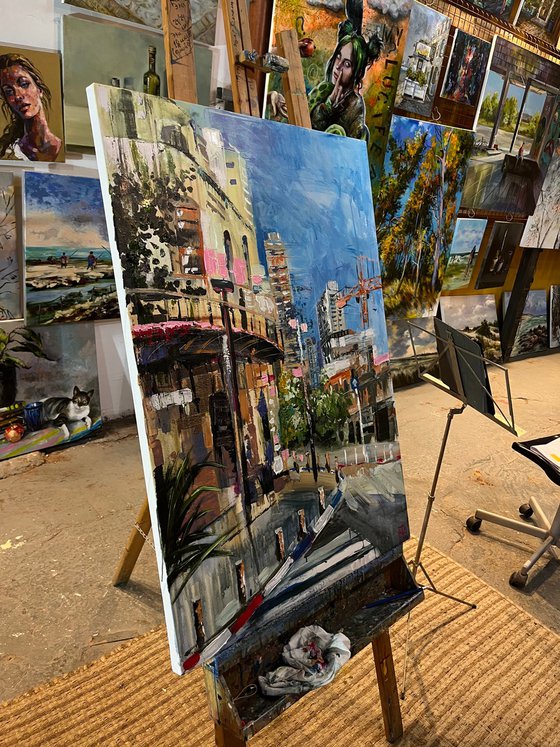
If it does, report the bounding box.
[439,293,501,362]
[394,1,450,119]
[442,218,487,292]
[0,322,101,461]
[24,172,118,325]
[89,84,409,674]
[0,45,64,163]
[504,290,548,358]
[376,115,474,319]
[475,221,524,290]
[0,172,21,320]
[267,0,412,188]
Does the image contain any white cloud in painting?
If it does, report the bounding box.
[387,317,436,359]
[450,218,487,256]
[25,211,107,248]
[306,0,344,10]
[440,294,497,330]
[368,0,412,20]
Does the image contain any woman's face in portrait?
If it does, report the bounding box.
[0,65,43,120]
[332,42,355,91]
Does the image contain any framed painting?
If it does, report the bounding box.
[376,115,474,318]
[442,218,488,292]
[24,172,119,325]
[0,45,64,162]
[387,316,437,388]
[475,221,524,290]
[520,151,560,249]
[394,1,451,119]
[440,30,492,111]
[88,84,409,673]
[0,172,21,321]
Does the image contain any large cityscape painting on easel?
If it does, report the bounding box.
[88,85,409,674]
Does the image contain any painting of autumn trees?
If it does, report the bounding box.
[375,116,474,318]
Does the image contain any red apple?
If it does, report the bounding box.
[5,423,25,443]
[299,37,315,58]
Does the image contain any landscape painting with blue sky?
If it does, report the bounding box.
[442,218,488,292]
[24,172,118,325]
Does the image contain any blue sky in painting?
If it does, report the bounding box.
[504,290,547,317]
[24,172,108,247]
[482,70,546,118]
[450,218,487,256]
[191,107,387,354]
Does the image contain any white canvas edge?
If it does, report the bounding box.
[86,83,183,675]
[472,35,497,132]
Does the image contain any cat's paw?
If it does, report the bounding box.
[84,416,92,429]
[60,424,70,440]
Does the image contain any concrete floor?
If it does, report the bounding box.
[1,355,559,703]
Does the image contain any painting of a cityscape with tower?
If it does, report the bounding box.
[88,85,408,674]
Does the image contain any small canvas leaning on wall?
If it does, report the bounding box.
[88,84,409,674]
[0,172,21,321]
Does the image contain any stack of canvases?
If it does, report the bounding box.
[268,0,560,386]
[0,0,220,460]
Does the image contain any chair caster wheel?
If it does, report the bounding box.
[519,503,533,519]
[509,570,528,589]
[466,516,481,533]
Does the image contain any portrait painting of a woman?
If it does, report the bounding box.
[0,49,64,162]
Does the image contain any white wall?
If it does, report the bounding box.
[1,0,134,419]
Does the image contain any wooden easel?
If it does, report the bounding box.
[112,3,416,744]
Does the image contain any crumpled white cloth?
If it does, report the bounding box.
[258,625,351,696]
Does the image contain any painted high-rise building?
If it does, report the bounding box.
[264,232,299,367]
[316,280,346,364]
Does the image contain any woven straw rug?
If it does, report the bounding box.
[2,542,559,747]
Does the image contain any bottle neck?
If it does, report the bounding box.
[148,53,156,72]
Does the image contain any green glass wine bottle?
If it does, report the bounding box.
[143,46,161,96]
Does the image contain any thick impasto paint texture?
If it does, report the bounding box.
[267,0,412,189]
[0,172,20,320]
[521,151,560,250]
[24,172,118,325]
[376,115,474,318]
[394,1,450,119]
[89,85,409,672]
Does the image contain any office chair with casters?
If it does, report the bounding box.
[466,434,560,589]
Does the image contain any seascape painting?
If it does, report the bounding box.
[520,151,560,249]
[504,290,548,358]
[475,221,524,290]
[460,38,560,216]
[442,218,487,292]
[439,293,501,362]
[0,45,65,163]
[376,115,475,318]
[394,1,450,119]
[89,84,409,674]
[267,0,413,188]
[0,172,20,320]
[550,285,560,349]
[0,322,101,461]
[441,30,492,110]
[24,172,118,325]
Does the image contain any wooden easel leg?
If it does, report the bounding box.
[112,497,151,586]
[214,723,246,747]
[372,630,403,743]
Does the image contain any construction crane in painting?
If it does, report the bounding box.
[336,255,382,328]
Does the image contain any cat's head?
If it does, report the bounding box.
[72,386,94,406]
